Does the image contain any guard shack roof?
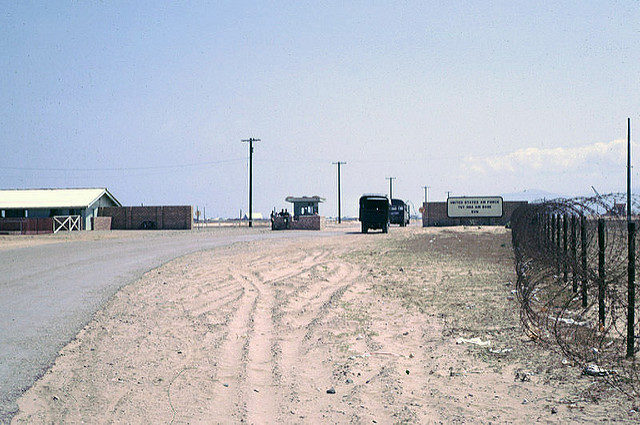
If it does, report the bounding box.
[285,196,325,204]
[0,188,121,209]
[285,196,325,217]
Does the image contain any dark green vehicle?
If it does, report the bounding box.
[359,194,390,233]
[390,198,410,227]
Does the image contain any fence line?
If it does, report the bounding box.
[511,193,640,396]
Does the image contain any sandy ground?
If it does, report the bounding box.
[11,225,637,424]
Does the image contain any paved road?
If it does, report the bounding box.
[0,227,338,423]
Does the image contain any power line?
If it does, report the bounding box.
[0,157,247,172]
[0,147,541,172]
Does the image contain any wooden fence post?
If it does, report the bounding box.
[628,221,636,358]
[598,218,606,327]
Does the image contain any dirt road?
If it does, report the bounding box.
[12,226,636,423]
[0,226,337,423]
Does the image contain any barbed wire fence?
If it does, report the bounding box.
[511,193,640,397]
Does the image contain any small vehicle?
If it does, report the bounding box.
[359,194,390,233]
[390,199,410,227]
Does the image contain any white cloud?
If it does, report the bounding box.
[463,139,631,175]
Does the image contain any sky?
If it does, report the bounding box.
[1,1,639,218]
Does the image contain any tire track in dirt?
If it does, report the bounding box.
[202,270,257,422]
[177,245,338,422]
[196,248,333,423]
[230,248,336,423]
[270,252,362,422]
[149,258,249,423]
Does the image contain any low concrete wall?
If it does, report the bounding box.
[91,216,112,231]
[99,206,192,230]
[422,201,528,226]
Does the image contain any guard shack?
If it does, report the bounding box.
[271,196,324,230]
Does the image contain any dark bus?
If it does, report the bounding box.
[390,199,410,227]
[359,194,390,233]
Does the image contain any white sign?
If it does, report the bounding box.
[447,196,503,218]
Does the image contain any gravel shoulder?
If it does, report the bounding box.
[12,226,636,423]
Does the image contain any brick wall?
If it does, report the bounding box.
[271,215,321,230]
[99,206,192,230]
[102,207,127,229]
[0,218,53,234]
[290,215,321,230]
[422,201,527,226]
[162,206,193,230]
[91,216,112,231]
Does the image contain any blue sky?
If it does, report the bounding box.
[1,1,639,217]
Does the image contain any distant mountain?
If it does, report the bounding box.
[500,189,564,203]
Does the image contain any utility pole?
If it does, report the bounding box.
[332,161,346,223]
[386,177,396,200]
[241,137,260,227]
[423,185,430,226]
[422,186,429,204]
[447,191,451,199]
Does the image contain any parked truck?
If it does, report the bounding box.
[390,199,410,227]
[359,194,390,233]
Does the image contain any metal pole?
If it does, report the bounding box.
[563,215,568,283]
[249,140,253,228]
[556,214,561,275]
[628,118,632,222]
[333,162,346,223]
[628,221,636,358]
[338,163,341,223]
[627,118,635,358]
[581,215,588,308]
[546,213,550,244]
[571,215,577,293]
[242,138,261,228]
[598,218,606,326]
